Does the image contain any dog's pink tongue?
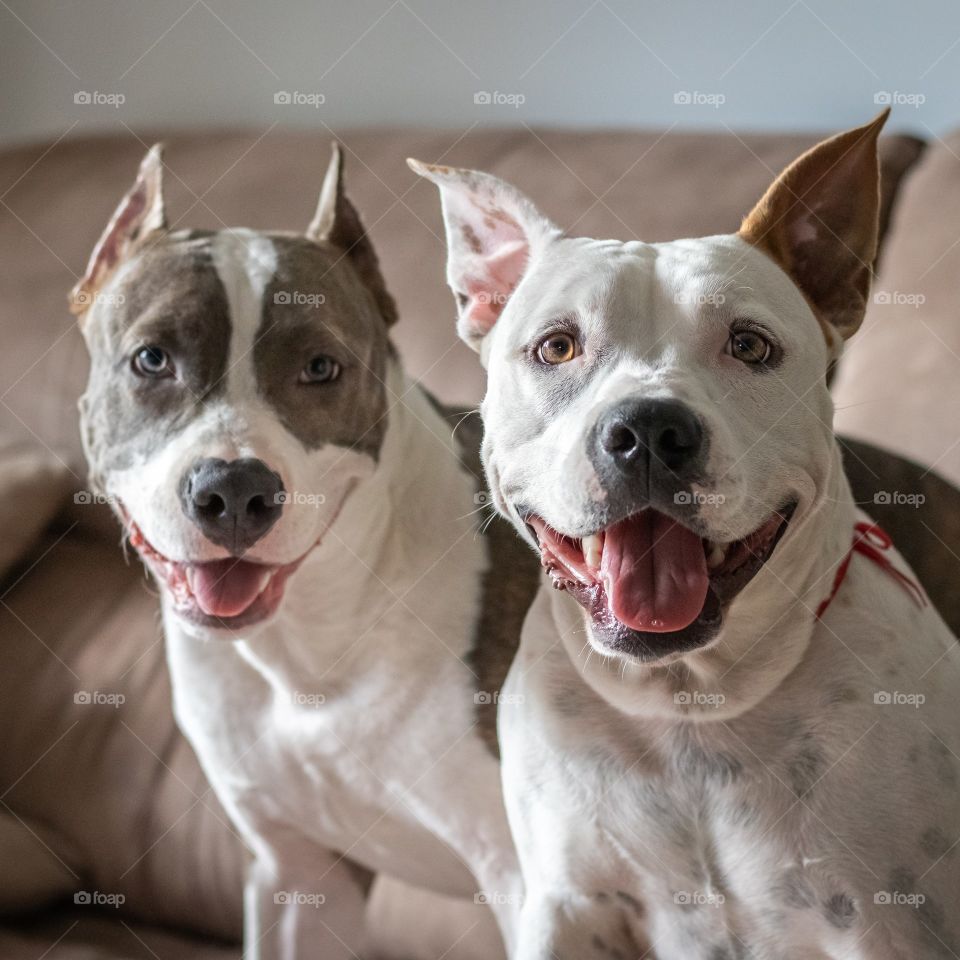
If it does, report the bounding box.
[189,560,267,618]
[600,511,708,633]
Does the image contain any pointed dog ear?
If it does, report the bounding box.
[308,142,398,326]
[739,110,889,345]
[408,159,559,352]
[70,143,166,318]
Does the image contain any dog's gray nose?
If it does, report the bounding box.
[592,398,705,491]
[179,458,284,554]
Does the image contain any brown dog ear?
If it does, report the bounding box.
[308,143,398,326]
[739,109,889,343]
[408,158,560,352]
[70,143,166,318]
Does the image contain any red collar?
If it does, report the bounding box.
[815,521,927,619]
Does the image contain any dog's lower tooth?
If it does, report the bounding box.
[707,543,726,569]
[583,534,602,571]
[258,571,272,594]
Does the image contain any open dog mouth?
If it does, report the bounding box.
[128,522,309,630]
[526,502,795,660]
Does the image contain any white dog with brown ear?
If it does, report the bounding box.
[413,111,960,959]
[71,143,538,960]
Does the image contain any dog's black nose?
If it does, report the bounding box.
[591,398,705,491]
[179,458,284,554]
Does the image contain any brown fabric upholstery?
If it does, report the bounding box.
[0,127,927,958]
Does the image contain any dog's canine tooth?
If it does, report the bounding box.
[257,571,272,594]
[583,534,603,571]
[707,542,727,569]
[185,565,197,595]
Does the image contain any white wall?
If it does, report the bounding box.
[1,0,958,145]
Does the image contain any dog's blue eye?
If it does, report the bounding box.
[299,355,341,384]
[132,346,174,378]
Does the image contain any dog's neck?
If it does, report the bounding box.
[174,358,484,692]
[558,438,858,722]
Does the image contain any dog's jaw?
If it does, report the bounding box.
[526,501,795,664]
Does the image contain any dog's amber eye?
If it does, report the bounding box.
[132,346,174,378]
[537,332,580,365]
[727,330,771,365]
[299,355,341,384]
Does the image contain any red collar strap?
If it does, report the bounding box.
[815,521,927,619]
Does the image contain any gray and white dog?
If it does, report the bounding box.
[70,144,537,960]
[414,112,960,958]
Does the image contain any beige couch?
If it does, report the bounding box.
[0,124,955,958]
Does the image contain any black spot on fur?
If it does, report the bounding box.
[823,892,857,929]
[928,736,957,787]
[788,737,825,799]
[920,826,954,860]
[615,890,644,918]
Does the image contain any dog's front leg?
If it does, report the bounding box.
[243,840,373,960]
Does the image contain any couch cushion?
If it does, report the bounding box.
[0,438,74,582]
[833,130,960,485]
[0,128,922,477]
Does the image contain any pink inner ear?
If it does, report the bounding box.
[460,239,528,337]
[90,183,148,284]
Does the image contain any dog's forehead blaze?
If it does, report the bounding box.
[253,235,391,458]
